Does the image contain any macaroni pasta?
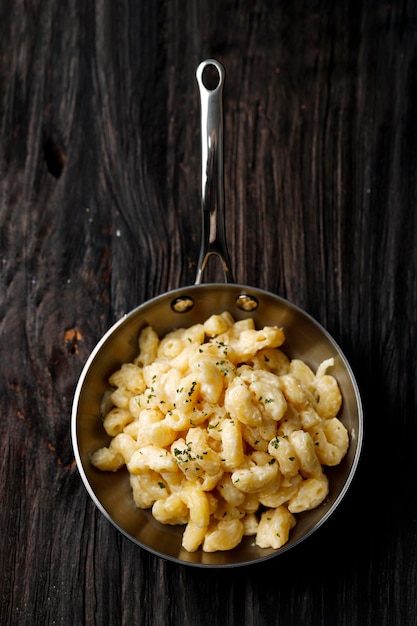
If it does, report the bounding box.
[91,312,349,552]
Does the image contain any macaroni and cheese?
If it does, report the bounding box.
[91,312,349,552]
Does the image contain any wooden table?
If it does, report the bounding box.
[1,1,416,624]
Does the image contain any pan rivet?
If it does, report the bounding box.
[236,294,259,312]
[171,296,195,313]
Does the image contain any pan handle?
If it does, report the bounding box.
[195,60,234,285]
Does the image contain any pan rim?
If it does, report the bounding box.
[71,282,364,567]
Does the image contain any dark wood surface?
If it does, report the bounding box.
[1,1,416,624]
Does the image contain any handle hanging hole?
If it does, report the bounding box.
[202,63,221,91]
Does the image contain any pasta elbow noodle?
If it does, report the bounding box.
[231,459,278,493]
[256,506,296,549]
[203,519,244,552]
[225,378,262,427]
[109,433,138,464]
[289,430,323,479]
[136,326,159,366]
[180,482,210,528]
[90,447,124,472]
[310,418,349,466]
[221,417,245,470]
[128,445,177,474]
[288,475,329,513]
[103,407,133,437]
[182,521,208,552]
[152,494,189,525]
[92,311,349,553]
[315,375,342,419]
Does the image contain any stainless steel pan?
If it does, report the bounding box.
[71,60,363,568]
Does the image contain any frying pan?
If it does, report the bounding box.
[71,59,363,567]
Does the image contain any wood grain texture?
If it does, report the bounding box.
[1,0,416,624]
